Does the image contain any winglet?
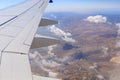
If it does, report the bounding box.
[39,18,58,27]
[49,0,53,3]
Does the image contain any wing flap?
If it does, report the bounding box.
[0,52,32,80]
[30,35,60,49]
[39,18,58,26]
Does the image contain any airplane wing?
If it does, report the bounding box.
[0,0,60,80]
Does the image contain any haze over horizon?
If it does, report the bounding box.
[0,0,120,14]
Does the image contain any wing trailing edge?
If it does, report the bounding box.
[30,35,60,49]
[39,18,58,26]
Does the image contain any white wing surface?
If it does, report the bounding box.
[0,0,60,80]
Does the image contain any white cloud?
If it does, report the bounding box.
[50,14,57,19]
[49,25,76,43]
[116,23,120,47]
[101,46,109,57]
[48,45,57,57]
[85,15,107,23]
[41,59,60,67]
[116,23,120,35]
[89,63,97,70]
[49,72,58,78]
[116,23,120,27]
[96,75,105,80]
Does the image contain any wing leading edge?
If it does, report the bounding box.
[0,0,60,80]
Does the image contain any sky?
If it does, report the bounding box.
[0,0,120,13]
[46,0,120,13]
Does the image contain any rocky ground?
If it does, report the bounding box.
[29,13,120,80]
